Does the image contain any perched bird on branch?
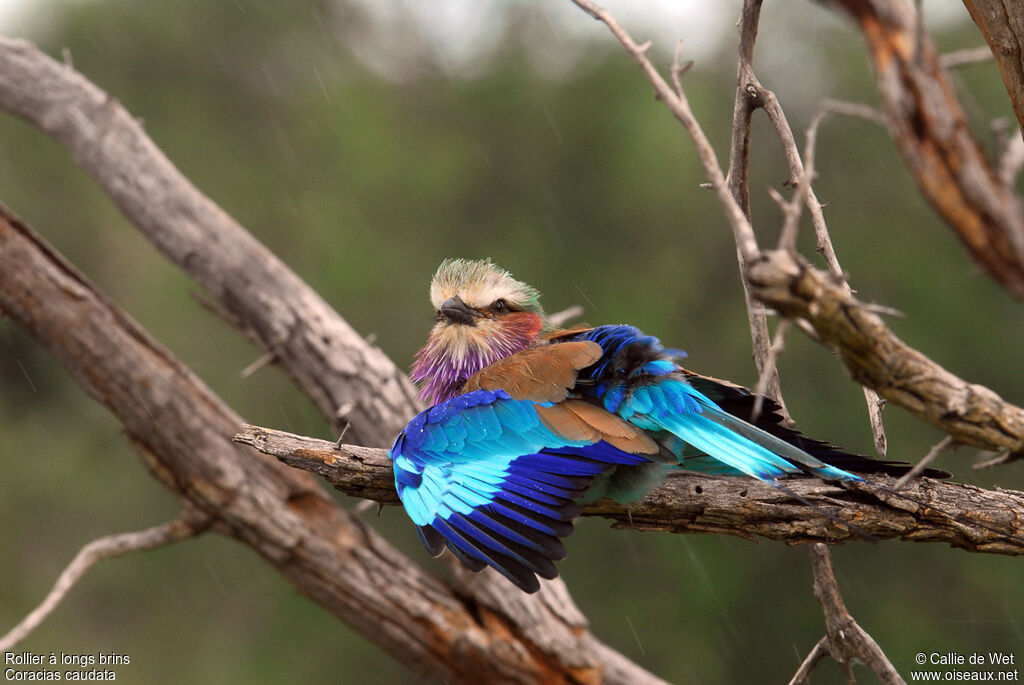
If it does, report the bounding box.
[389,258,941,592]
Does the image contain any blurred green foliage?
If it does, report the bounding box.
[1,1,1022,683]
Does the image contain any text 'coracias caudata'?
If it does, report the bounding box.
[388,258,939,592]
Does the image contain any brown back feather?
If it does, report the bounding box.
[462,341,602,403]
[536,401,659,455]
[463,341,659,456]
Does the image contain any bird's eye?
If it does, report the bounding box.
[492,299,509,314]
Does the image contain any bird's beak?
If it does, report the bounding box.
[439,296,479,326]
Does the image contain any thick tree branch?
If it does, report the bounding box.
[819,0,1024,301]
[236,424,1024,556]
[747,249,1024,455]
[0,204,664,684]
[0,37,418,446]
[961,0,1024,135]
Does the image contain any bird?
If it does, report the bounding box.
[388,258,943,592]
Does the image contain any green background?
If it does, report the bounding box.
[1,1,1021,683]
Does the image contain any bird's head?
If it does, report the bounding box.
[411,258,548,405]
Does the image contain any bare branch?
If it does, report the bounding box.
[818,98,888,127]
[547,304,585,327]
[722,0,789,414]
[236,424,1024,556]
[974,448,1022,470]
[569,0,757,260]
[747,250,1024,455]
[864,388,889,457]
[819,0,1024,301]
[0,515,207,652]
[751,319,792,422]
[999,132,1024,188]
[940,45,995,70]
[788,637,830,685]
[806,544,906,684]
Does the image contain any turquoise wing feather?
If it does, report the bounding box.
[390,387,652,592]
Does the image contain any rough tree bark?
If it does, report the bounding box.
[961,0,1024,135]
[747,250,1024,456]
[237,424,1024,556]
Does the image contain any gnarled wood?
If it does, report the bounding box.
[236,424,1024,556]
[747,249,1024,455]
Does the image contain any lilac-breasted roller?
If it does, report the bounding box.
[389,258,938,592]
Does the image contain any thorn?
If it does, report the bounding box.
[376,501,384,517]
[335,422,351,448]
[973,448,1021,470]
[240,351,276,378]
[352,499,374,514]
[335,400,356,420]
[861,303,905,318]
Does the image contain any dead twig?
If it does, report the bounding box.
[940,46,994,70]
[547,304,586,328]
[788,636,829,685]
[0,514,208,652]
[804,544,906,684]
[894,436,955,489]
[747,250,1024,455]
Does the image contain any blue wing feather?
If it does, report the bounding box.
[390,388,654,592]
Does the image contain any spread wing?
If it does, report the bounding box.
[390,388,655,592]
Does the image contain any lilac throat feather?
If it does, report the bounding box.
[410,325,537,405]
